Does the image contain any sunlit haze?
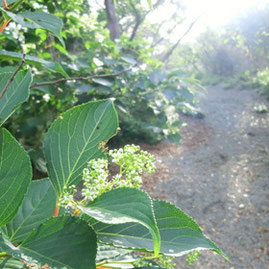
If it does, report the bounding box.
[148,0,269,42]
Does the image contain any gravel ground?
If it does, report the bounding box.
[142,86,269,269]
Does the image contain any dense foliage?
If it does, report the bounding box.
[0,1,204,180]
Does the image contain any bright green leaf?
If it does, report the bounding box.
[0,9,64,45]
[0,129,32,227]
[0,69,32,126]
[43,99,119,198]
[0,217,97,269]
[80,188,161,256]
[147,0,153,9]
[87,199,227,259]
[0,50,69,77]
[4,178,56,243]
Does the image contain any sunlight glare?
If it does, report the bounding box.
[188,0,269,27]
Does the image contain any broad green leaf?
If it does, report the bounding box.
[92,78,113,87]
[87,199,227,259]
[0,9,64,45]
[0,69,32,126]
[0,129,32,227]
[0,217,97,269]
[0,50,68,77]
[80,188,161,256]
[43,99,118,197]
[4,178,56,243]
[0,257,27,269]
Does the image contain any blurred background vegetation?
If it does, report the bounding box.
[1,0,269,178]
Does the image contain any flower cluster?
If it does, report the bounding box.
[81,158,111,201]
[109,144,156,188]
[59,144,156,210]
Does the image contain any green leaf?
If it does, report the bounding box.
[87,199,227,259]
[4,178,56,243]
[0,50,68,77]
[92,78,113,87]
[0,129,32,227]
[80,188,161,256]
[0,69,32,126]
[0,217,97,269]
[0,257,27,269]
[0,9,64,45]
[43,99,119,198]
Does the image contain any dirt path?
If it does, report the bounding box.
[142,86,269,269]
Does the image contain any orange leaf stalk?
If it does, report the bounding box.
[54,193,63,217]
[0,18,11,33]
[3,0,8,9]
[54,204,60,217]
[74,209,81,216]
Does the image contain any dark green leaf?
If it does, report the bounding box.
[4,178,56,243]
[43,99,119,198]
[0,69,32,126]
[1,217,97,269]
[0,9,64,45]
[80,188,161,256]
[0,129,32,227]
[0,50,68,77]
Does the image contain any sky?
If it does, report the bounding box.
[147,0,269,43]
[183,0,269,41]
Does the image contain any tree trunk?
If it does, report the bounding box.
[104,0,121,41]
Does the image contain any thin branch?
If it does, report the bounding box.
[151,22,178,48]
[0,53,26,101]
[129,1,142,41]
[162,16,201,63]
[128,0,164,41]
[30,65,135,89]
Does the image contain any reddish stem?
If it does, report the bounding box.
[54,204,59,217]
[74,209,81,216]
[3,0,8,9]
[0,18,11,33]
